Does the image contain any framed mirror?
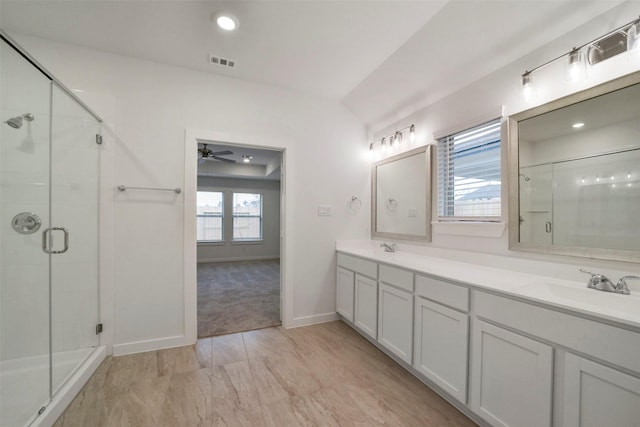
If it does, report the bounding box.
[372,145,433,241]
[508,71,640,262]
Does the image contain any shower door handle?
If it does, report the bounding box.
[42,227,70,254]
[545,221,552,233]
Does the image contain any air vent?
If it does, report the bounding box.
[209,54,236,68]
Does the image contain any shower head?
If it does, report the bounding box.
[4,113,34,129]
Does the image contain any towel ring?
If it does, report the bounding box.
[386,198,398,211]
[349,196,362,212]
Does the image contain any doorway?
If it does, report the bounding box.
[195,142,283,337]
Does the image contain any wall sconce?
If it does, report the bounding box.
[628,16,640,53]
[521,71,533,100]
[567,47,586,82]
[520,14,640,99]
[369,124,416,159]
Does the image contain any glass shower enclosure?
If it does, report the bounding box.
[1,33,101,426]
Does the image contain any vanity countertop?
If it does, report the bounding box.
[336,241,640,330]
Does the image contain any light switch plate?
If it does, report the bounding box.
[318,205,332,216]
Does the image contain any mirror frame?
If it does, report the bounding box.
[508,70,640,263]
[372,145,433,242]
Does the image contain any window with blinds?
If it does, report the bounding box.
[437,118,501,221]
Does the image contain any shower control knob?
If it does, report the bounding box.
[11,212,42,234]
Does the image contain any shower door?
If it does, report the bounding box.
[0,38,53,427]
[1,35,101,426]
[50,84,100,394]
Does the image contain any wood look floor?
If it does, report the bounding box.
[53,321,476,427]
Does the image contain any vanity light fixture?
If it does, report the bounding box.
[522,71,533,101]
[369,124,416,158]
[242,155,253,163]
[520,14,640,98]
[572,122,585,128]
[567,47,586,82]
[628,16,640,53]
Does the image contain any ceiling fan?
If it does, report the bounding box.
[198,144,236,163]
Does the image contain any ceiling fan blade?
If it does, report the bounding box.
[213,156,236,163]
[211,150,233,156]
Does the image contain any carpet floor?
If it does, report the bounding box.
[197,259,281,338]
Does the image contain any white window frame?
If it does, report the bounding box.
[196,190,224,243]
[231,192,263,242]
[437,118,502,222]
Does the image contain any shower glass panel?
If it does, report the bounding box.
[50,84,100,393]
[0,38,52,427]
[1,34,101,426]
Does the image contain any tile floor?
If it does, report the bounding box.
[53,321,476,427]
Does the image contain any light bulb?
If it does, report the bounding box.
[216,15,238,31]
[522,72,533,101]
[381,137,388,153]
[409,124,416,143]
[567,48,586,82]
[628,19,640,53]
[393,131,402,148]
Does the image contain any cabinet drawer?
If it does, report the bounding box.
[475,291,640,374]
[379,264,413,292]
[415,274,469,312]
[337,253,377,279]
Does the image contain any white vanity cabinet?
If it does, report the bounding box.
[354,274,378,339]
[413,276,470,405]
[378,283,413,363]
[563,353,640,427]
[336,267,355,322]
[471,319,553,427]
[335,249,640,427]
[336,253,378,338]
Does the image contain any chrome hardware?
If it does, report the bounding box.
[380,242,397,253]
[615,276,639,295]
[96,134,103,145]
[42,227,70,254]
[545,221,552,233]
[580,268,631,294]
[117,185,181,194]
[11,212,42,234]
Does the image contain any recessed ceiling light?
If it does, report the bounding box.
[572,122,585,128]
[214,13,238,31]
[242,155,253,163]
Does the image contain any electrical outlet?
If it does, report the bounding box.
[318,205,332,216]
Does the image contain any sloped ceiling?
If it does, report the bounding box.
[0,0,627,130]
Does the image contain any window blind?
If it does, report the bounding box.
[437,119,501,220]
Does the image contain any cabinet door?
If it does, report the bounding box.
[471,319,553,427]
[378,283,413,364]
[354,274,377,339]
[563,353,640,427]
[336,267,355,322]
[414,297,468,403]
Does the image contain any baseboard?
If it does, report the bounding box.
[197,256,280,263]
[287,312,339,329]
[112,335,191,356]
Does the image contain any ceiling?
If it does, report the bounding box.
[197,141,282,181]
[0,1,626,130]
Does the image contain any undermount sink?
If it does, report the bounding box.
[517,280,640,315]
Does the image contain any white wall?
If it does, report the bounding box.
[197,177,280,262]
[10,34,371,354]
[370,2,640,275]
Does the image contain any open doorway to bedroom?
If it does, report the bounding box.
[196,142,282,338]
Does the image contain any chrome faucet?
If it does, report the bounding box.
[615,276,639,295]
[580,269,635,295]
[380,242,397,253]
